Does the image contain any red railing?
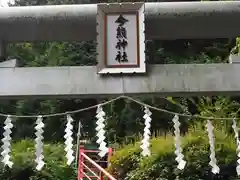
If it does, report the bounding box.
[78,146,115,180]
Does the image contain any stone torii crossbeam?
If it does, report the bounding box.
[0,1,240,99]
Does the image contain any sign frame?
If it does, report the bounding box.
[96,2,146,74]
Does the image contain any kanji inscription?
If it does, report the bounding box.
[115,15,129,63]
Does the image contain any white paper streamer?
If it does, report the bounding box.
[140,106,152,157]
[172,114,186,170]
[64,115,74,165]
[206,120,220,174]
[35,116,45,171]
[232,118,240,175]
[95,105,108,157]
[1,115,13,168]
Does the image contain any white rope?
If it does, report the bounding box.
[0,95,236,120]
[140,106,152,156]
[64,115,74,165]
[35,116,45,171]
[0,95,237,174]
[95,105,108,157]
[0,96,236,175]
[173,114,186,170]
[1,115,13,168]
[232,118,240,175]
[206,120,220,174]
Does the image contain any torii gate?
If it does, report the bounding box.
[0,1,240,179]
[0,1,240,99]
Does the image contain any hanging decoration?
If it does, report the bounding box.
[35,115,45,171]
[1,115,13,168]
[2,95,240,173]
[232,118,240,175]
[172,114,186,170]
[140,106,152,156]
[64,114,75,165]
[95,104,108,157]
[206,120,220,174]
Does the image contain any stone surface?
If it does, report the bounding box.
[1,2,240,41]
[229,54,240,64]
[0,64,239,99]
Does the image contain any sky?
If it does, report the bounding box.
[0,0,14,7]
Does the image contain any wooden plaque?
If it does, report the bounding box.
[97,2,146,74]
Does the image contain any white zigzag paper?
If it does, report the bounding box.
[232,118,240,175]
[64,115,74,165]
[35,116,45,171]
[141,106,152,157]
[95,105,108,157]
[1,115,13,168]
[206,120,220,174]
[172,114,186,170]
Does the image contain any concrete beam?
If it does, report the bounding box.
[1,1,240,41]
[0,59,21,67]
[0,64,239,99]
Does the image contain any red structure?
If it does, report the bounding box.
[78,145,115,180]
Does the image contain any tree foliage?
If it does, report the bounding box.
[0,139,76,180]
[109,127,239,180]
